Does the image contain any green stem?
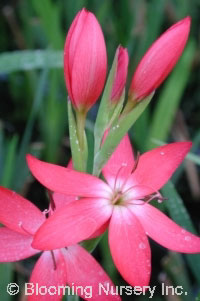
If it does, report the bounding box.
[76,110,88,171]
[76,110,86,151]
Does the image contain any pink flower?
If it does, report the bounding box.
[27,136,200,287]
[129,17,191,101]
[111,46,129,102]
[64,8,107,112]
[0,187,120,301]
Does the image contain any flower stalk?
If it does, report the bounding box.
[76,109,88,171]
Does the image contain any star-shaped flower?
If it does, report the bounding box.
[0,187,120,301]
[27,135,200,287]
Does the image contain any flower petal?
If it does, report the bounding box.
[53,193,76,211]
[102,134,135,188]
[66,159,73,169]
[53,159,77,211]
[63,245,121,301]
[27,154,111,198]
[0,228,39,262]
[88,220,109,239]
[0,186,45,235]
[109,206,151,287]
[64,9,107,111]
[127,142,192,195]
[131,203,200,253]
[111,46,129,102]
[130,17,191,100]
[32,198,112,250]
[28,250,67,301]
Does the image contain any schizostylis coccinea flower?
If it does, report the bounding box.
[64,8,107,112]
[0,187,120,301]
[27,135,200,288]
[129,16,191,101]
[110,46,129,102]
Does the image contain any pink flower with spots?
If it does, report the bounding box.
[0,187,120,301]
[27,136,200,287]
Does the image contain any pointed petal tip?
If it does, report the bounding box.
[26,154,41,180]
[79,7,90,17]
[168,16,191,33]
[178,140,192,154]
[126,140,192,195]
[26,153,35,167]
[132,203,200,254]
[182,16,191,25]
[109,207,151,287]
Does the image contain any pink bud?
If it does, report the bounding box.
[111,46,129,102]
[64,9,107,112]
[129,17,191,101]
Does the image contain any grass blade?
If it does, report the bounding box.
[0,50,62,73]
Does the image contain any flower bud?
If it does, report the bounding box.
[111,46,129,102]
[129,17,191,101]
[64,9,107,112]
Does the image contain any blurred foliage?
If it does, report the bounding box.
[0,0,200,300]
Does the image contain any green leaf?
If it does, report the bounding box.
[107,89,125,128]
[0,135,18,188]
[67,101,84,171]
[0,50,62,73]
[0,263,13,301]
[131,108,150,152]
[39,69,66,162]
[13,69,48,191]
[99,231,117,281]
[147,40,196,149]
[31,0,64,49]
[94,50,118,155]
[82,235,104,253]
[162,181,200,284]
[86,128,94,174]
[162,252,192,301]
[187,152,200,166]
[93,94,153,176]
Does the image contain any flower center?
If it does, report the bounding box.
[111,190,125,205]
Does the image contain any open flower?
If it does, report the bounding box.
[0,187,120,301]
[27,136,200,287]
[64,8,107,112]
[129,17,191,101]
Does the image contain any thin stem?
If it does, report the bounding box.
[76,110,87,151]
[75,109,88,171]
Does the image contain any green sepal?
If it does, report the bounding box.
[94,50,119,155]
[107,89,125,128]
[93,93,153,176]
